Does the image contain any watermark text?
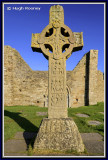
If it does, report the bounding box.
[7,6,41,11]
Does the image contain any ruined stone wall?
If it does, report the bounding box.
[4,46,14,106]
[89,50,98,105]
[67,50,99,108]
[96,70,104,102]
[4,45,104,107]
[4,46,48,107]
[66,55,86,108]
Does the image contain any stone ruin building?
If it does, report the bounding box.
[4,45,104,108]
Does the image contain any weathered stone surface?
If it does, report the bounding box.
[81,133,104,154]
[4,139,27,153]
[99,112,104,114]
[34,118,84,152]
[84,141,104,154]
[89,50,98,105]
[88,120,102,126]
[81,133,103,141]
[36,112,47,116]
[4,45,48,107]
[76,113,89,118]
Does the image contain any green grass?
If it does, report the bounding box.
[4,102,104,142]
[4,105,48,141]
[68,102,104,136]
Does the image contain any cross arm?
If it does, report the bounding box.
[73,32,83,52]
[31,33,42,53]
[31,33,49,60]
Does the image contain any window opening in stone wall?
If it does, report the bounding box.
[76,98,78,102]
[67,88,70,108]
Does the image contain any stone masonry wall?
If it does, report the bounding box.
[96,70,104,102]
[66,55,86,108]
[4,45,104,107]
[4,46,48,107]
[89,50,98,105]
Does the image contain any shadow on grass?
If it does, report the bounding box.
[4,110,39,150]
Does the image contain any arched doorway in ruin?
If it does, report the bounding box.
[44,88,48,107]
[66,86,70,108]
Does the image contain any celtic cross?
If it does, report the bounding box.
[31,5,83,118]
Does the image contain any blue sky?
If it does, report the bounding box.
[4,3,104,72]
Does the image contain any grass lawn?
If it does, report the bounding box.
[68,102,104,136]
[4,102,104,142]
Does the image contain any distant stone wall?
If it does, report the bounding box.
[96,70,104,102]
[89,50,98,105]
[4,46,48,107]
[4,46,104,107]
[67,54,86,108]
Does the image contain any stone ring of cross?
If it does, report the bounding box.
[37,23,76,60]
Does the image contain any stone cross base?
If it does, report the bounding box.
[33,118,84,153]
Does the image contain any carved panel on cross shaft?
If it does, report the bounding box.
[51,93,64,107]
[51,78,64,93]
[51,60,64,75]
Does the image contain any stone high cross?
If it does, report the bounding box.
[31,5,83,118]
